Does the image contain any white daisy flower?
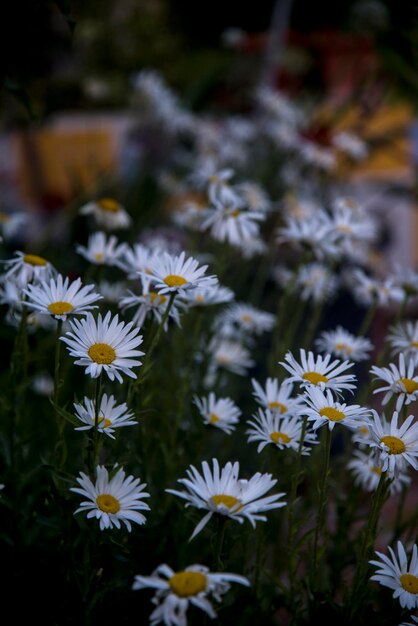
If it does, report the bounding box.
[73,394,137,438]
[219,302,275,336]
[392,264,418,298]
[193,392,241,434]
[365,410,418,477]
[166,458,286,539]
[22,274,102,321]
[0,210,27,241]
[370,541,418,609]
[251,377,303,416]
[97,280,127,304]
[295,262,339,303]
[70,465,150,531]
[208,338,255,376]
[347,268,404,307]
[387,321,418,364]
[348,449,410,494]
[315,326,373,362]
[246,408,318,454]
[200,198,265,247]
[179,284,234,307]
[132,563,250,626]
[236,181,271,213]
[120,280,182,330]
[370,354,418,412]
[76,231,128,267]
[2,251,56,287]
[117,243,156,279]
[142,250,218,296]
[60,311,145,383]
[300,387,371,431]
[276,211,338,260]
[279,348,357,395]
[79,198,132,230]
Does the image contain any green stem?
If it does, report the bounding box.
[287,416,308,595]
[358,300,378,338]
[311,426,332,586]
[128,292,176,404]
[348,472,390,619]
[90,375,103,473]
[212,515,227,571]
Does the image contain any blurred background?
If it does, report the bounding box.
[0,0,418,263]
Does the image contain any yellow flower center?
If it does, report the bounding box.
[303,371,329,385]
[230,209,240,218]
[98,416,112,429]
[23,253,48,266]
[319,407,346,421]
[211,494,243,512]
[149,291,167,305]
[400,573,418,594]
[88,343,116,364]
[397,378,418,394]
[411,341,418,350]
[359,425,369,435]
[97,198,120,213]
[270,431,291,444]
[241,314,253,323]
[48,301,74,315]
[96,493,120,514]
[380,435,406,455]
[337,224,352,234]
[268,401,288,413]
[95,252,104,262]
[164,274,188,288]
[209,413,219,423]
[371,466,382,476]
[169,571,207,597]
[335,342,353,355]
[195,294,205,303]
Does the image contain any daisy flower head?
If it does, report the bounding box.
[348,449,410,495]
[220,302,275,336]
[179,283,234,308]
[166,458,286,539]
[315,325,373,362]
[0,210,27,242]
[208,338,255,376]
[117,243,156,279]
[365,409,418,477]
[23,274,103,321]
[79,197,132,230]
[132,563,250,626]
[251,377,303,417]
[2,250,56,287]
[370,541,418,609]
[279,348,357,396]
[387,321,418,365]
[76,231,128,267]
[200,197,264,248]
[347,268,404,308]
[300,386,371,431]
[392,263,418,299]
[73,394,137,438]
[120,279,182,330]
[60,311,145,383]
[276,210,338,260]
[70,464,150,531]
[143,250,218,296]
[193,392,241,434]
[370,353,418,412]
[246,408,318,454]
[295,262,339,303]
